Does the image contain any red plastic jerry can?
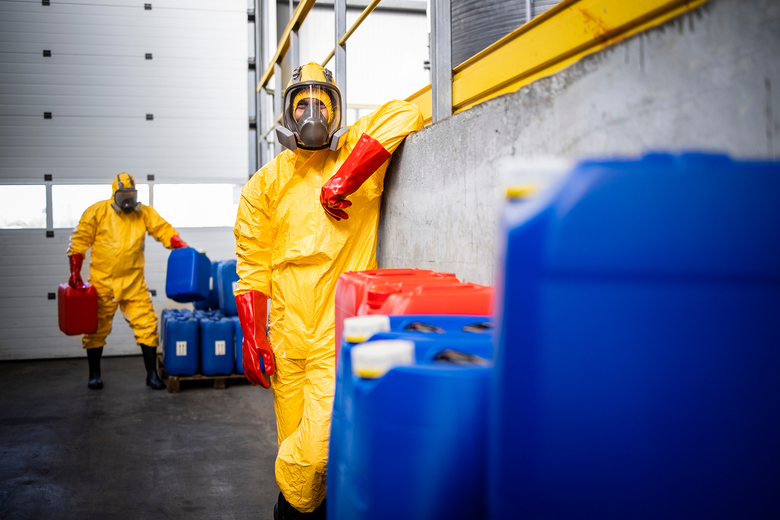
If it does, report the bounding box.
[378,283,494,316]
[334,269,461,358]
[58,283,98,335]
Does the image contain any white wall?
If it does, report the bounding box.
[0,0,248,184]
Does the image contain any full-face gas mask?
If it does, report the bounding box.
[275,63,348,152]
[111,173,140,214]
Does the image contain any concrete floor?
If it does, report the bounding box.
[0,355,280,520]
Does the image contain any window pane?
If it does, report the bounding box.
[154,184,241,228]
[0,185,46,229]
[53,184,149,229]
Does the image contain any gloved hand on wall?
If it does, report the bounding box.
[68,253,85,291]
[320,132,391,220]
[235,290,275,388]
[170,235,189,249]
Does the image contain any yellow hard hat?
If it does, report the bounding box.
[112,172,136,196]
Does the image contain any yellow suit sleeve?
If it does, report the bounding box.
[67,201,102,257]
[141,206,179,249]
[361,99,424,153]
[234,165,274,297]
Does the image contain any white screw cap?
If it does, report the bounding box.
[351,340,415,379]
[343,315,391,344]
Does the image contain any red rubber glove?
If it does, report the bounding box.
[68,254,85,291]
[170,235,189,249]
[235,290,274,388]
[320,132,391,220]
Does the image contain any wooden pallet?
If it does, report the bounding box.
[157,354,246,394]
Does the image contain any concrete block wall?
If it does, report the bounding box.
[377,0,780,286]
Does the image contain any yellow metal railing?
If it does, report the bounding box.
[256,0,317,92]
[260,0,710,123]
[406,0,710,124]
[321,0,383,67]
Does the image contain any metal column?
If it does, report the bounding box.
[431,0,452,122]
[274,62,283,157]
[289,0,299,70]
[256,0,267,169]
[526,0,534,23]
[335,0,347,110]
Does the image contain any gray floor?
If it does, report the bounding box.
[0,355,280,520]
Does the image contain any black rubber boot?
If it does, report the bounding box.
[86,347,103,390]
[141,345,166,390]
[276,493,326,519]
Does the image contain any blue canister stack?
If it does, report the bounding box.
[489,153,780,519]
[328,315,494,520]
[327,153,780,520]
[161,308,242,378]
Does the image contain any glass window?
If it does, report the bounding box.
[154,184,241,227]
[0,185,47,229]
[53,184,149,229]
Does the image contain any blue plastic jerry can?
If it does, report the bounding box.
[328,314,494,520]
[194,260,220,310]
[199,317,235,376]
[166,248,210,303]
[490,153,780,520]
[163,316,199,376]
[216,260,239,316]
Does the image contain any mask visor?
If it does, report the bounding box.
[114,189,138,213]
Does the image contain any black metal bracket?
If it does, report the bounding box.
[48,292,56,300]
[46,231,54,238]
[43,50,51,57]
[146,114,154,120]
[145,53,153,60]
[44,112,52,119]
[144,3,152,10]
[147,174,155,181]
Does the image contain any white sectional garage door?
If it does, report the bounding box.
[0,0,247,360]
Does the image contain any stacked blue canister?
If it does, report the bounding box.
[162,309,199,376]
[216,260,240,316]
[199,317,235,376]
[489,153,780,519]
[328,314,494,520]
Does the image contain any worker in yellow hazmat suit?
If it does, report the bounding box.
[67,172,189,391]
[234,62,423,518]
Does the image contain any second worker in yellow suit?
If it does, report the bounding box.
[234,63,423,518]
[67,172,189,391]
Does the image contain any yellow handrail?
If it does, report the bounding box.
[257,0,318,92]
[407,0,710,125]
[321,0,383,67]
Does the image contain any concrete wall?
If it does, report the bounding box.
[377,0,780,286]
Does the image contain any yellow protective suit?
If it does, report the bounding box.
[67,173,179,350]
[235,91,423,510]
